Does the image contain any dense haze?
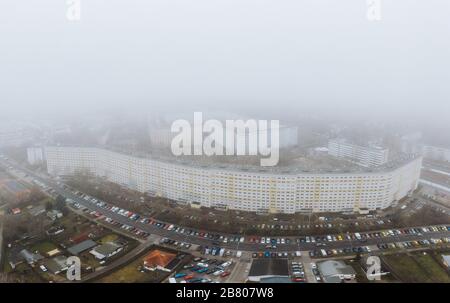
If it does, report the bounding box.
[1,0,449,127]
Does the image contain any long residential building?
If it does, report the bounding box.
[45,146,422,214]
[328,139,389,167]
[422,145,450,162]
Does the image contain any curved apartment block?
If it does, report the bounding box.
[45,147,422,214]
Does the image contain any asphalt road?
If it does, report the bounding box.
[1,158,449,253]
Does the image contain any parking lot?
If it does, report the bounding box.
[170,256,235,283]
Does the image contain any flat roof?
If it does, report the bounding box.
[248,259,289,278]
[48,146,422,175]
[67,239,97,255]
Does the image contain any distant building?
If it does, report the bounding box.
[328,138,389,167]
[400,132,423,154]
[318,260,356,283]
[143,249,177,272]
[0,128,33,147]
[27,146,45,165]
[423,145,450,162]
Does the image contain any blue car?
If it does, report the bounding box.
[175,273,186,278]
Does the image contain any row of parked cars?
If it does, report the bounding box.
[310,263,321,282]
[172,257,233,283]
[159,237,192,249]
[252,251,302,258]
[66,192,151,239]
[290,261,306,282]
[377,237,450,250]
[295,225,450,245]
[309,246,371,258]
[63,182,450,253]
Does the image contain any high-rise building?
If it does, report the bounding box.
[423,145,450,162]
[328,139,389,167]
[45,146,421,214]
[27,146,45,165]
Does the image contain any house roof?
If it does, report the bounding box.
[143,249,176,269]
[67,239,97,255]
[318,260,356,283]
[19,249,43,264]
[248,259,289,278]
[92,242,122,256]
[29,205,46,216]
[43,256,68,274]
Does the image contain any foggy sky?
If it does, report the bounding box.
[1,0,450,123]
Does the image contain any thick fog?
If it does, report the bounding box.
[1,0,450,125]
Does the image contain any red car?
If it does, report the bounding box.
[184,274,194,280]
[220,271,230,278]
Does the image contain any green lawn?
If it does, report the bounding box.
[98,233,119,244]
[383,253,450,283]
[79,251,101,269]
[97,258,167,283]
[413,252,450,283]
[30,241,58,255]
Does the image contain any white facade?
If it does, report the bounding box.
[423,145,450,162]
[27,147,45,165]
[45,146,422,214]
[328,139,389,167]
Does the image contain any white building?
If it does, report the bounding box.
[27,147,45,165]
[422,145,450,162]
[400,132,423,154]
[45,146,422,214]
[328,139,389,167]
[0,129,33,147]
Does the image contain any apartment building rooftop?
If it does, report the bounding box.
[48,145,421,175]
